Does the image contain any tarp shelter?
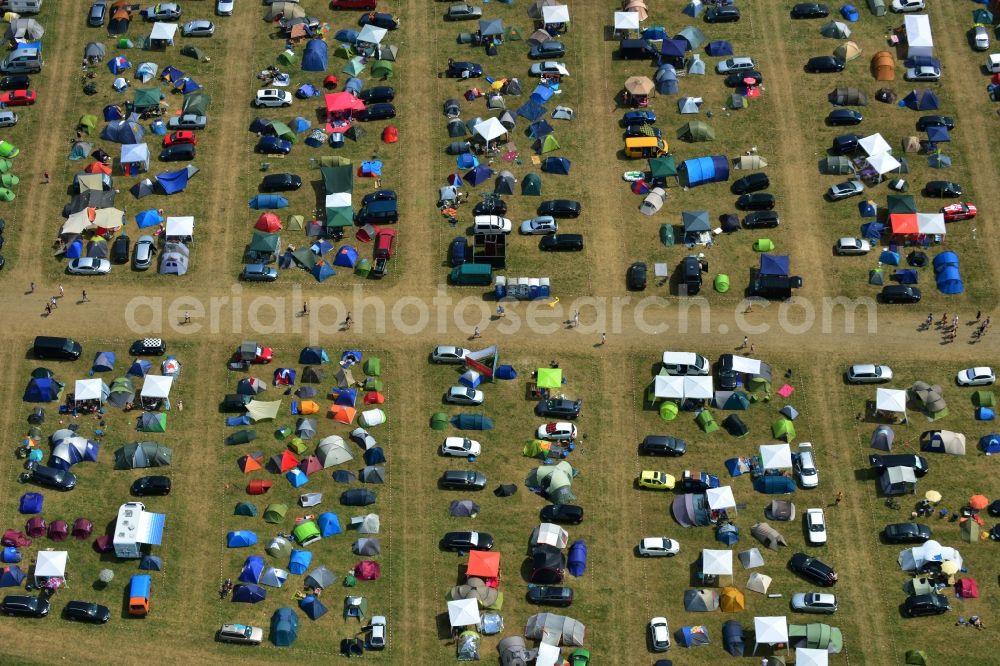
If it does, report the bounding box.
[707,486,737,511]
[904,14,933,58]
[540,4,570,25]
[246,400,282,422]
[149,22,178,45]
[120,143,150,174]
[754,616,788,654]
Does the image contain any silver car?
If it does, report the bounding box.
[904,65,940,82]
[791,592,838,614]
[181,20,215,37]
[834,237,870,255]
[67,257,111,275]
[445,3,482,20]
[216,0,233,15]
[431,345,469,363]
[445,386,484,405]
[217,623,263,644]
[240,263,278,281]
[0,110,17,127]
[133,235,155,270]
[519,216,557,235]
[827,180,864,201]
[846,364,893,384]
[167,114,207,129]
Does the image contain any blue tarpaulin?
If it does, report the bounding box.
[759,254,789,277]
[156,168,191,194]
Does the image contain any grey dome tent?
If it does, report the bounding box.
[352,538,380,555]
[687,54,705,75]
[684,588,720,611]
[498,110,516,130]
[295,418,316,439]
[114,442,172,469]
[738,547,765,568]
[751,522,787,550]
[871,425,894,451]
[676,26,707,50]
[359,465,385,483]
[447,119,467,137]
[655,65,678,95]
[84,42,106,62]
[304,566,335,589]
[301,366,325,383]
[6,18,44,42]
[678,97,702,114]
[495,171,516,195]
[779,405,799,420]
[820,20,851,39]
[444,99,460,117]
[449,499,480,517]
[498,636,531,666]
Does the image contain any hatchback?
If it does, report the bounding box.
[529,61,570,77]
[529,41,565,59]
[540,504,583,524]
[255,136,292,154]
[445,386,484,406]
[240,263,278,281]
[835,237,871,255]
[133,235,155,270]
[216,0,234,16]
[638,538,679,557]
[181,20,215,37]
[359,86,394,103]
[827,109,862,126]
[536,398,582,419]
[440,531,493,551]
[111,234,130,263]
[881,285,921,303]
[883,522,932,544]
[520,216,557,235]
[805,508,827,545]
[439,470,487,490]
[131,475,172,496]
[716,56,756,73]
[472,215,511,234]
[536,422,577,441]
[743,210,779,229]
[924,181,962,198]
[0,110,17,127]
[736,193,775,211]
[626,261,647,290]
[88,0,108,26]
[956,367,995,386]
[796,443,819,488]
[827,180,864,200]
[68,257,111,275]
[902,594,950,617]
[789,552,838,586]
[357,103,396,121]
[905,65,940,82]
[27,464,77,491]
[0,75,29,90]
[159,144,195,162]
[916,115,954,131]
[260,173,302,192]
[64,601,111,623]
[445,61,483,78]
[649,617,671,651]
[431,345,468,363]
[704,5,740,22]
[731,172,769,195]
[526,586,573,607]
[129,338,166,355]
[790,592,838,614]
[640,435,687,457]
[253,89,292,108]
[444,3,482,21]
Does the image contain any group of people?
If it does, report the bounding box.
[922,311,991,344]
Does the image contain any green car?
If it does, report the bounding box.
[569,649,590,665]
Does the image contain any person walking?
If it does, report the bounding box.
[924,312,933,329]
[43,302,51,316]
[58,284,64,298]
[472,326,481,339]
[952,315,959,331]
[49,296,57,309]
[41,171,49,184]
[344,312,353,330]
[939,312,948,326]
[573,310,580,328]
[183,311,191,324]
[835,491,844,506]
[600,332,606,346]
[741,336,749,349]
[749,342,755,355]
[975,310,982,323]
[81,289,88,302]
[496,304,504,318]
[28,282,35,294]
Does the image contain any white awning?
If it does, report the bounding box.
[859,133,891,157]
[796,648,829,666]
[474,116,507,142]
[876,387,907,413]
[701,548,733,576]
[541,4,569,23]
[683,375,713,399]
[165,216,194,237]
[917,212,945,235]
[150,22,178,41]
[653,375,684,399]
[759,443,792,470]
[140,374,174,399]
[706,485,736,510]
[729,355,761,374]
[613,11,639,30]
[754,615,788,646]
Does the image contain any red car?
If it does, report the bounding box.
[374,228,396,259]
[330,0,376,9]
[941,202,977,222]
[1,89,36,106]
[163,131,197,147]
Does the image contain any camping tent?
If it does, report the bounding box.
[834,41,861,62]
[872,51,895,80]
[871,425,894,451]
[684,588,720,612]
[904,14,933,58]
[920,430,966,455]
[677,121,714,142]
[751,522,788,550]
[828,87,867,106]
[747,573,773,595]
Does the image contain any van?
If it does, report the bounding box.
[680,256,703,295]
[0,47,42,74]
[618,39,655,60]
[1,0,42,14]
[449,263,492,286]
[749,275,803,299]
[660,352,710,376]
[128,575,151,616]
[32,336,83,361]
[355,199,398,224]
[624,136,668,159]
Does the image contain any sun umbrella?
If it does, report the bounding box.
[624,76,654,96]
[969,495,988,510]
[924,490,941,503]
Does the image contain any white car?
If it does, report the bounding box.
[67,257,111,275]
[0,110,17,127]
[795,442,819,489]
[431,345,468,363]
[441,437,481,458]
[805,508,828,545]
[519,216,557,235]
[846,364,893,384]
[790,592,838,614]
[891,0,925,12]
[181,19,214,36]
[216,0,233,15]
[536,422,577,441]
[648,617,671,652]
[987,54,1000,73]
[716,56,756,73]
[827,180,864,201]
[638,537,679,557]
[835,237,870,255]
[529,61,569,77]
[472,215,512,234]
[446,386,484,406]
[218,623,263,644]
[904,65,940,82]
[367,616,386,650]
[956,367,995,386]
[253,88,292,108]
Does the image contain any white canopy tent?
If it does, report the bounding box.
[613,11,639,31]
[474,117,507,143]
[532,523,569,549]
[34,550,68,584]
[535,643,561,666]
[356,24,387,45]
[325,192,352,209]
[753,616,788,655]
[859,133,891,157]
[796,647,830,666]
[706,486,736,511]
[904,14,933,58]
[867,151,901,176]
[702,548,733,582]
[447,598,481,627]
[652,374,712,400]
[140,375,174,399]
[876,388,907,414]
[916,212,946,235]
[165,216,194,239]
[541,5,569,24]
[684,375,713,399]
[759,443,792,470]
[746,572,772,594]
[75,378,108,404]
[121,143,151,172]
[150,22,178,43]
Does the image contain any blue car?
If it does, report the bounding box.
[622,110,656,126]
[255,136,292,155]
[446,61,483,78]
[448,236,468,267]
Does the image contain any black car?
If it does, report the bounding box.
[789,553,838,587]
[440,531,494,552]
[1,595,49,617]
[831,134,862,155]
[529,41,566,59]
[791,3,829,18]
[27,464,77,491]
[731,173,769,195]
[536,398,583,419]
[439,470,487,490]
[806,56,846,73]
[359,86,395,103]
[0,75,30,91]
[869,454,930,477]
[736,193,775,211]
[916,115,955,131]
[880,285,921,304]
[255,136,292,155]
[924,181,962,198]
[111,234,131,264]
[639,435,687,457]
[724,70,762,87]
[448,236,468,266]
[358,11,399,30]
[63,601,111,624]
[159,144,195,162]
[883,523,932,544]
[539,234,584,251]
[131,475,172,496]
[743,210,780,229]
[260,173,302,192]
[677,476,716,493]
[526,585,574,607]
[538,199,581,218]
[362,190,397,206]
[446,61,483,78]
[540,504,583,524]
[715,354,738,390]
[827,109,862,126]
[902,594,950,617]
[626,262,647,291]
[129,338,166,355]
[473,198,507,216]
[357,103,396,121]
[680,256,702,295]
[704,5,740,22]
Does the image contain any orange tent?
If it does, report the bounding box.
[238,454,262,474]
[871,51,895,81]
[296,400,319,415]
[466,551,501,579]
[255,212,282,232]
[329,405,357,424]
[382,126,398,143]
[363,391,385,405]
[85,161,112,175]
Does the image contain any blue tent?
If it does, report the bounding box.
[860,221,884,240]
[289,549,313,574]
[286,468,309,487]
[318,512,343,537]
[299,347,329,365]
[2,548,21,563]
[296,83,318,99]
[933,259,963,295]
[530,85,555,104]
[333,469,357,483]
[311,239,333,256]
[103,104,124,121]
[302,39,328,72]
[661,39,688,61]
[929,154,952,169]
[333,388,357,406]
[528,120,554,138]
[678,625,711,648]
[858,200,877,217]
[977,407,994,421]
[299,595,328,620]
[108,55,131,74]
[334,29,358,42]
[92,351,116,373]
[128,359,152,377]
[239,556,264,583]
[879,249,901,266]
[160,65,184,82]
[567,539,587,576]
[926,125,950,143]
[679,155,729,187]
[655,65,679,94]
[173,77,201,94]
[139,555,162,571]
[753,475,795,494]
[979,433,1000,453]
[841,4,860,21]
[683,0,703,16]
[156,168,191,194]
[723,620,745,657]
[642,26,667,40]
[705,41,733,56]
[716,523,739,545]
[495,364,517,380]
[333,245,359,267]
[895,269,918,284]
[232,583,267,603]
[541,157,571,174]
[136,209,164,229]
[344,77,363,95]
[292,117,311,133]
[903,89,939,111]
[451,414,494,430]
[759,254,790,277]
[227,530,258,548]
[464,165,494,186]
[0,566,25,588]
[23,378,61,402]
[18,493,42,514]
[249,194,289,209]
[64,239,84,259]
[456,153,478,169]
[271,607,299,646]
[363,447,385,465]
[341,488,376,506]
[101,120,144,144]
[516,100,547,121]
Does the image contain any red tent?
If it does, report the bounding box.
[25,517,46,538]
[329,405,357,424]
[956,578,979,598]
[48,520,69,542]
[72,518,93,540]
[239,454,263,474]
[255,212,282,232]
[272,450,299,473]
[325,92,366,120]
[298,455,323,476]
[363,391,385,405]
[85,161,112,175]
[354,560,381,580]
[381,126,398,143]
[324,75,338,89]
[93,535,113,553]
[246,479,273,495]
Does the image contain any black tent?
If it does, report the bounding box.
[340,488,377,506]
[722,414,749,438]
[226,429,257,445]
[720,213,740,233]
[301,367,325,383]
[495,483,517,497]
[529,545,565,583]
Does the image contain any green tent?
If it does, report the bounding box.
[249,231,280,254]
[717,391,749,410]
[277,49,297,66]
[371,60,393,79]
[887,194,916,214]
[747,375,771,393]
[292,520,321,545]
[677,120,714,142]
[269,121,296,143]
[431,412,449,430]
[326,207,354,228]
[753,238,775,252]
[264,503,288,524]
[696,410,719,433]
[344,596,369,620]
[133,87,162,112]
[538,134,560,153]
[905,650,928,666]
[523,439,552,459]
[180,45,205,60]
[772,418,796,442]
[973,390,996,407]
[321,166,353,194]
[648,155,677,180]
[78,114,98,135]
[536,368,562,389]
[659,224,674,246]
[1,173,19,187]
[364,358,381,376]
[659,401,678,421]
[235,502,258,517]
[342,57,365,76]
[287,437,307,454]
[291,247,318,270]
[287,214,304,231]
[0,158,11,172]
[318,155,352,167]
[819,155,852,175]
[333,44,354,59]
[183,91,211,115]
[354,258,372,277]
[364,377,383,391]
[521,172,541,196]
[138,412,167,432]
[714,274,730,293]
[226,429,257,445]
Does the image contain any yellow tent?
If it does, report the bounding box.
[720,586,746,612]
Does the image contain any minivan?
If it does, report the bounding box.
[449,263,492,285]
[0,47,43,74]
[33,336,82,360]
[355,199,398,224]
[128,575,151,616]
[624,136,668,158]
[680,256,703,295]
[618,39,656,60]
[661,352,710,376]
[159,144,195,162]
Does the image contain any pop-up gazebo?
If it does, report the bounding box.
[753,616,788,655]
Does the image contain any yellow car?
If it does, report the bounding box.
[638,470,675,491]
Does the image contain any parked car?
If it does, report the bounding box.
[255,136,292,154]
[791,3,829,18]
[448,236,468,266]
[881,285,921,304]
[827,180,864,201]
[626,261,647,290]
[444,3,482,20]
[371,228,395,278]
[648,616,671,651]
[529,61,569,77]
[472,198,507,216]
[956,367,995,386]
[704,5,740,22]
[539,234,584,251]
[358,11,399,30]
[129,338,166,355]
[715,354,738,391]
[624,124,662,139]
[0,89,35,106]
[441,435,481,458]
[181,19,214,36]
[359,86,395,103]
[716,56,756,73]
[440,531,493,551]
[789,552,838,586]
[330,0,377,8]
[891,0,925,12]
[883,522,932,544]
[835,237,871,255]
[621,110,656,126]
[540,504,583,524]
[916,115,954,131]
[111,234,130,264]
[925,181,962,197]
[131,475,172,496]
[362,189,396,205]
[731,172,769,195]
[216,0,234,16]
[526,585,573,607]
[472,215,512,234]
[736,193,775,211]
[445,61,483,78]
[831,133,861,155]
[63,601,111,624]
[144,3,182,21]
[27,464,77,491]
[0,75,29,90]
[827,109,862,126]
[724,70,762,87]
[439,470,487,490]
[941,202,977,222]
[357,103,396,121]
[795,443,819,488]
[167,114,207,130]
[217,623,264,644]
[638,538,679,557]
[529,41,565,59]
[805,508,828,545]
[790,592,838,614]
[240,264,278,282]
[905,65,940,82]
[520,216,557,235]
[639,435,686,457]
[68,257,111,275]
[1,595,49,617]
[133,235,155,270]
[902,594,950,617]
[538,199,581,218]
[679,256,703,295]
[88,0,108,26]
[743,210,780,229]
[260,173,302,192]
[536,398,582,419]
[536,422,577,441]
[638,470,675,491]
[445,386,484,406]
[869,453,930,477]
[159,144,195,162]
[253,89,292,108]
[431,345,468,363]
[164,130,197,147]
[846,364,893,384]
[806,55,845,73]
[366,616,386,649]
